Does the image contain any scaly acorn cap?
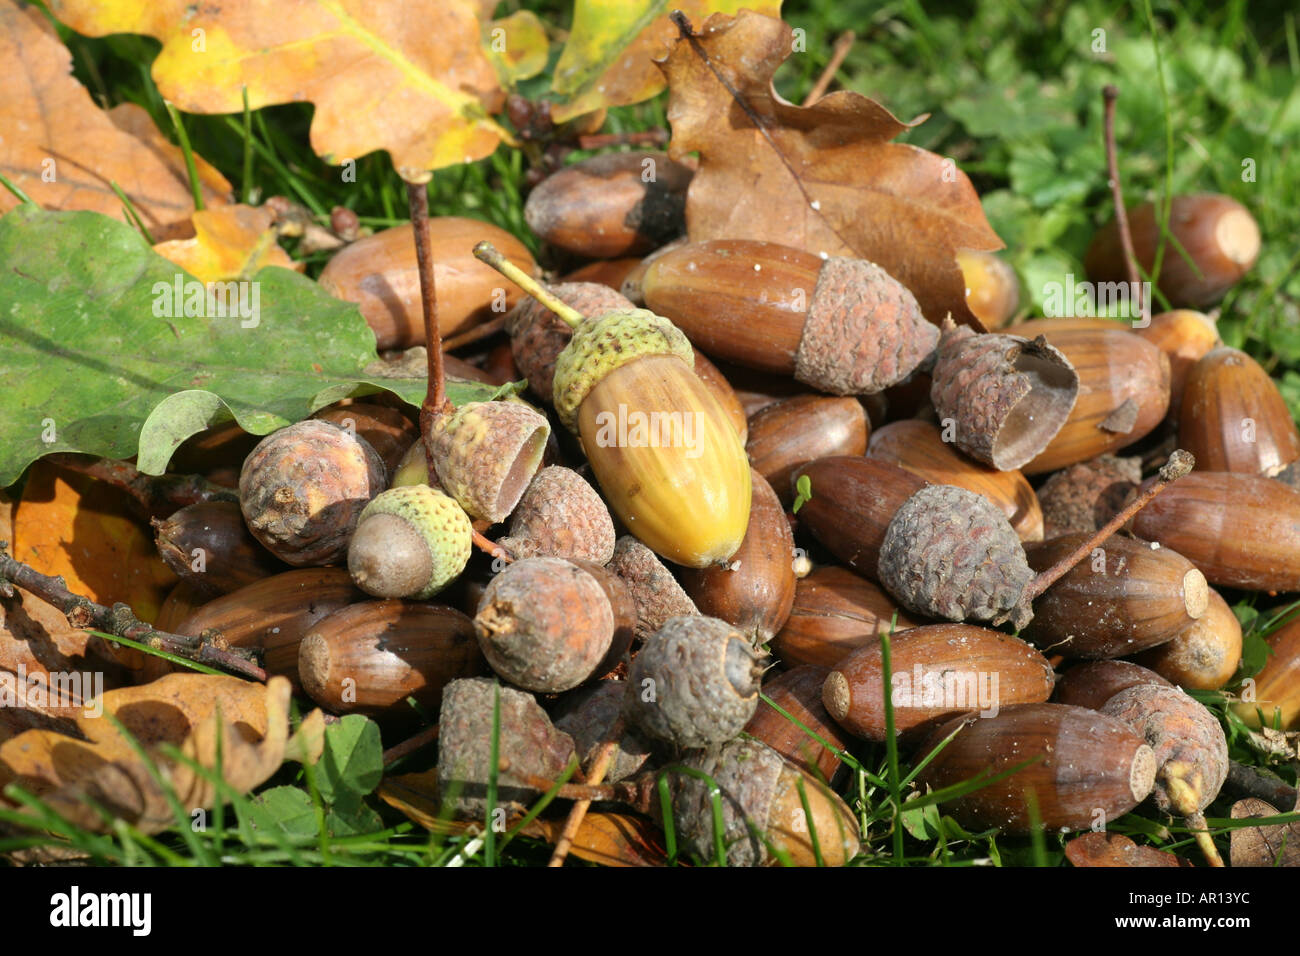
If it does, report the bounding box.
[505,282,635,400]
[497,465,616,564]
[877,484,1034,627]
[552,308,694,431]
[426,400,550,523]
[347,484,471,599]
[930,318,1079,471]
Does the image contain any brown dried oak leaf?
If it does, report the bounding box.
[659,10,1002,328]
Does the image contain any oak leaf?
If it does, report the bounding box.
[659,10,1002,327]
[153,204,298,284]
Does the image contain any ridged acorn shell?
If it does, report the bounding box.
[496,466,615,564]
[347,484,471,599]
[426,400,550,523]
[878,485,1034,627]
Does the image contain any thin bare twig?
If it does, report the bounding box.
[1102,85,1145,322]
[802,31,856,106]
[549,718,623,867]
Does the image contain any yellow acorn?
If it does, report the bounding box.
[474,242,751,568]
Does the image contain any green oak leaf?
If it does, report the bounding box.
[0,205,505,486]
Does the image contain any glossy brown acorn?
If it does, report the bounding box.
[298,601,485,718]
[1231,615,1300,730]
[1085,194,1261,308]
[1130,471,1300,591]
[744,665,848,782]
[1012,327,1171,474]
[867,420,1043,542]
[746,395,869,508]
[678,470,795,644]
[174,568,362,688]
[916,703,1157,833]
[319,218,537,349]
[561,257,644,291]
[1179,347,1300,476]
[524,151,692,258]
[956,249,1020,328]
[1135,588,1242,690]
[822,624,1055,742]
[1052,660,1172,710]
[642,239,938,395]
[1134,310,1220,416]
[692,351,749,444]
[1023,533,1209,659]
[153,500,287,597]
[771,566,918,669]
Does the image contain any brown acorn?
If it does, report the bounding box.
[1052,660,1172,710]
[1134,310,1220,415]
[311,402,419,476]
[678,470,795,644]
[524,151,692,258]
[1130,471,1300,591]
[318,218,536,349]
[152,500,286,597]
[474,557,636,694]
[1011,327,1171,475]
[822,624,1055,742]
[619,236,688,306]
[956,249,1021,328]
[691,351,749,444]
[916,703,1158,833]
[929,319,1078,471]
[174,568,362,688]
[744,666,849,782]
[1035,454,1141,539]
[605,535,699,641]
[1135,588,1242,690]
[1023,533,1209,659]
[642,239,939,394]
[298,601,484,718]
[1179,347,1300,476]
[867,419,1043,541]
[1231,616,1300,730]
[239,420,386,566]
[1085,193,1260,308]
[746,395,869,508]
[717,360,812,419]
[561,257,644,291]
[772,565,918,670]
[496,466,615,565]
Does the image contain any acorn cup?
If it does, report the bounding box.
[915,703,1158,833]
[474,242,752,568]
[505,282,635,400]
[495,465,616,565]
[929,319,1079,471]
[772,565,918,670]
[746,395,869,509]
[312,402,420,477]
[641,239,940,394]
[553,680,653,783]
[1035,454,1140,539]
[1179,347,1300,476]
[605,535,699,641]
[347,484,472,600]
[1022,533,1209,659]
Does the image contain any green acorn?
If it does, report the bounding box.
[347,484,471,599]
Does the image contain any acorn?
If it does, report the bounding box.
[1052,660,1173,710]
[505,281,635,400]
[152,500,287,597]
[605,535,699,641]
[929,319,1078,471]
[1035,454,1140,539]
[641,239,940,395]
[916,703,1158,833]
[691,351,749,444]
[524,151,692,258]
[552,680,653,783]
[389,439,441,489]
[620,236,688,306]
[319,218,536,349]
[744,665,849,782]
[346,484,472,600]
[1134,310,1220,415]
[1008,326,1171,475]
[1023,533,1209,659]
[718,360,813,419]
[561,257,644,291]
[772,565,918,670]
[1231,616,1300,730]
[424,399,550,524]
[623,615,765,750]
[1179,347,1300,476]
[239,420,386,566]
[678,470,795,645]
[956,249,1020,328]
[298,601,484,718]
[822,624,1055,742]
[311,402,419,476]
[746,395,869,509]
[475,242,751,568]
[1130,471,1300,591]
[474,557,636,694]
[495,465,615,565]
[867,419,1043,542]
[174,568,362,687]
[1135,588,1242,690]
[1085,193,1261,308]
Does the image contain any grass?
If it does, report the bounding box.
[4,0,1298,866]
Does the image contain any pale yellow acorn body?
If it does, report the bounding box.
[577,354,751,567]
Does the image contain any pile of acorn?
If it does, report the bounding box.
[142,151,1298,866]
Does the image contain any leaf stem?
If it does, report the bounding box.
[472,241,583,327]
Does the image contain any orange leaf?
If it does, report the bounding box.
[154,204,298,283]
[660,10,1002,328]
[1065,831,1192,867]
[0,1,230,228]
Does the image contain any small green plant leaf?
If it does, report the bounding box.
[315,715,384,805]
[792,474,813,514]
[250,786,319,838]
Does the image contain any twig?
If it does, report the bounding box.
[0,545,265,681]
[382,723,440,767]
[43,454,237,520]
[1102,85,1145,323]
[801,31,856,106]
[407,179,449,481]
[548,718,623,867]
[1225,760,1298,808]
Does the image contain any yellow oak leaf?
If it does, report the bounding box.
[154,204,298,284]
